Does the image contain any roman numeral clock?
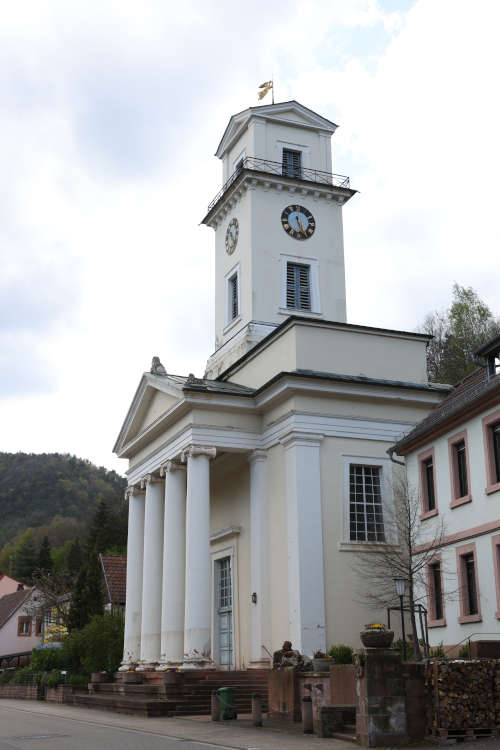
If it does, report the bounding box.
[281,205,316,240]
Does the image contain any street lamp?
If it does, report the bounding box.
[394,578,407,660]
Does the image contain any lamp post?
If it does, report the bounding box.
[394,578,407,660]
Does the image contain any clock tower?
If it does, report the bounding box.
[202,100,356,378]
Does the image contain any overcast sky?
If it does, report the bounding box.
[1,0,499,475]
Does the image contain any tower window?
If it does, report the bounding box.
[282,148,302,179]
[286,262,310,311]
[225,269,239,326]
[349,465,385,543]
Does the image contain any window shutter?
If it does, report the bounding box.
[282,149,302,178]
[286,262,311,311]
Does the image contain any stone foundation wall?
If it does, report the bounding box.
[0,685,41,700]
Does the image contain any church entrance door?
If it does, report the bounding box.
[215,556,233,670]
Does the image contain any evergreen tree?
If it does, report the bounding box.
[85,550,104,620]
[67,565,88,632]
[67,539,83,577]
[14,530,38,583]
[38,536,52,573]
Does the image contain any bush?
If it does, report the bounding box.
[458,644,470,659]
[10,668,41,685]
[42,671,64,688]
[0,670,14,684]
[429,642,445,659]
[327,644,354,664]
[68,673,89,687]
[80,612,124,674]
[31,646,63,672]
[60,628,85,673]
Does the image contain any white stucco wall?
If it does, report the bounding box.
[405,400,500,648]
[0,602,42,656]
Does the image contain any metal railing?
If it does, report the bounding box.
[207,157,350,213]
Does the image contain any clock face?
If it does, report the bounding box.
[281,205,315,240]
[225,217,239,255]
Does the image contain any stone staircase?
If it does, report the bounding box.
[71,669,269,718]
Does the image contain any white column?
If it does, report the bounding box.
[283,433,326,657]
[248,450,271,667]
[120,485,145,670]
[181,445,216,669]
[158,459,187,669]
[138,474,164,667]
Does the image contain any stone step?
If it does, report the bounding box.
[73,692,175,718]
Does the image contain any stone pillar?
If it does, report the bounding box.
[181,445,216,669]
[248,449,271,667]
[120,485,145,669]
[158,459,187,668]
[356,648,408,747]
[138,474,164,667]
[282,432,326,656]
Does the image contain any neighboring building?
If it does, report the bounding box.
[0,588,43,658]
[392,334,500,650]
[100,554,126,613]
[42,597,70,643]
[114,100,448,671]
[0,575,26,598]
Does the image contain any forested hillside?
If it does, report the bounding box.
[0,452,127,575]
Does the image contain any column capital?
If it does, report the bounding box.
[181,445,217,462]
[248,449,267,464]
[125,484,145,500]
[280,432,324,450]
[140,473,163,489]
[160,459,186,477]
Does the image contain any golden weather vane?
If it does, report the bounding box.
[258,80,274,104]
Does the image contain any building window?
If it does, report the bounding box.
[491,534,500,619]
[448,430,471,507]
[457,543,482,623]
[286,262,311,311]
[482,409,500,494]
[349,465,385,543]
[427,557,445,626]
[35,617,43,636]
[418,448,438,518]
[18,617,31,636]
[224,265,240,328]
[282,148,302,179]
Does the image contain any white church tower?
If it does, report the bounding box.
[202,100,356,378]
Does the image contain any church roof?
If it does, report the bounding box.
[215,100,338,159]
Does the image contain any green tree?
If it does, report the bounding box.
[421,284,500,384]
[67,565,88,632]
[14,529,38,583]
[67,539,83,576]
[38,536,52,573]
[85,550,104,620]
[66,550,104,632]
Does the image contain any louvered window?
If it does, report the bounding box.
[228,272,238,321]
[282,148,302,178]
[286,262,311,310]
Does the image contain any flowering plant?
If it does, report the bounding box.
[364,623,386,630]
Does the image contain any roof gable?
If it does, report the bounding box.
[0,588,33,629]
[113,372,186,454]
[215,100,338,158]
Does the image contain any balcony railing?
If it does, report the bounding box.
[207,157,350,213]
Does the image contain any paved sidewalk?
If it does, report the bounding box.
[0,699,356,749]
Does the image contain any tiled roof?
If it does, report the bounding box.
[100,555,126,605]
[0,588,32,629]
[394,367,500,452]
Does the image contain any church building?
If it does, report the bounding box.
[114,100,448,671]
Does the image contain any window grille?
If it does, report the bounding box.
[463,552,478,615]
[218,557,232,609]
[286,262,311,310]
[423,457,435,510]
[430,562,443,620]
[282,148,302,179]
[228,273,238,321]
[349,465,385,542]
[455,441,468,497]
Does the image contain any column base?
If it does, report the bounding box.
[156,660,183,671]
[180,658,216,671]
[136,661,159,671]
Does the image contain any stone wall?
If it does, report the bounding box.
[0,684,41,700]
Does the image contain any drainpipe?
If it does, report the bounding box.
[387,446,405,466]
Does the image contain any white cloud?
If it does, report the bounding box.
[0,0,499,472]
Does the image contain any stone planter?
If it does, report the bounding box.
[360,629,394,648]
[91,672,110,684]
[312,657,333,672]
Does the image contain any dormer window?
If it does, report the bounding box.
[474,334,500,380]
[282,148,302,179]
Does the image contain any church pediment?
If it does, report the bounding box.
[215,100,337,158]
[113,372,185,454]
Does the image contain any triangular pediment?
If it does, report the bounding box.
[113,373,186,455]
[215,100,337,158]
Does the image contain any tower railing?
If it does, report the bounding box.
[207,157,350,213]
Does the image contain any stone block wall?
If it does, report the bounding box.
[0,685,41,700]
[356,648,408,747]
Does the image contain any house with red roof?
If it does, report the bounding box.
[0,575,27,598]
[0,588,43,665]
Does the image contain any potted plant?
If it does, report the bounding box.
[360,623,394,648]
[312,650,332,672]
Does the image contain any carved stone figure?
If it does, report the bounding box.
[150,356,167,375]
[272,640,312,671]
